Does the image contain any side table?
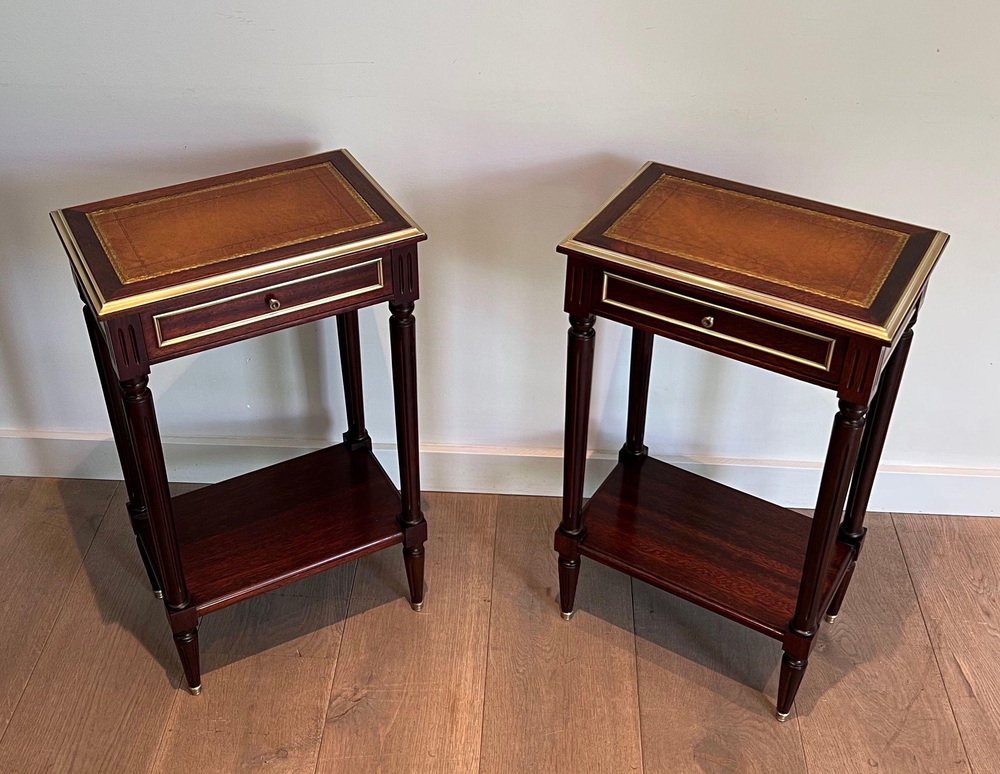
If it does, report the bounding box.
[52,150,427,694]
[554,162,947,719]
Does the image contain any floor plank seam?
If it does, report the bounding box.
[311,558,359,774]
[891,512,975,773]
[629,578,647,774]
[0,480,121,751]
[476,498,501,774]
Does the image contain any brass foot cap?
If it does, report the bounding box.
[410,600,424,612]
[824,613,838,624]
[560,610,575,621]
[775,710,790,722]
[154,590,164,599]
[188,684,202,696]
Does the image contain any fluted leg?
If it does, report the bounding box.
[826,326,915,622]
[555,314,596,620]
[173,627,201,694]
[82,306,162,597]
[389,301,426,611]
[779,400,867,719]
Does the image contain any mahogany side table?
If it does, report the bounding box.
[52,150,427,694]
[553,162,947,719]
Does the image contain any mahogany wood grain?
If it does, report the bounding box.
[621,326,653,460]
[827,324,915,619]
[317,493,495,773]
[570,162,944,330]
[337,309,370,450]
[580,457,852,639]
[796,514,971,773]
[481,496,643,773]
[171,445,402,614]
[555,313,596,617]
[389,298,426,607]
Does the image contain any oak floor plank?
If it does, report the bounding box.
[316,492,497,774]
[151,654,336,773]
[797,513,970,774]
[632,580,807,774]
[0,477,114,740]
[0,485,179,774]
[479,495,643,774]
[894,514,1000,774]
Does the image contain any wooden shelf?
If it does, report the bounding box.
[579,456,852,639]
[173,444,402,615]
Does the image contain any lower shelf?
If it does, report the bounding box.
[580,456,852,639]
[172,444,402,615]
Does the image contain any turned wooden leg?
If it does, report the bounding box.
[555,313,596,620]
[826,326,915,622]
[120,375,200,690]
[173,627,202,695]
[779,400,867,720]
[82,306,162,597]
[619,328,654,463]
[337,309,372,452]
[389,301,426,611]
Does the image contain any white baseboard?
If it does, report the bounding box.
[1,431,997,515]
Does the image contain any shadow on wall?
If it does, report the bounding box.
[408,151,645,451]
[0,138,321,470]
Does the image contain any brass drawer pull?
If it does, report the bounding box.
[701,315,714,329]
[266,295,281,311]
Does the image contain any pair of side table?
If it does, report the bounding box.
[54,152,945,722]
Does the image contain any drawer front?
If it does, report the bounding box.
[153,256,386,349]
[600,272,836,373]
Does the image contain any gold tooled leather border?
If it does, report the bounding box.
[53,151,425,317]
[561,165,948,342]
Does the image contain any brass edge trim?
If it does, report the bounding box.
[154,257,385,348]
[882,231,948,340]
[90,226,418,316]
[563,238,892,341]
[52,209,108,313]
[340,149,426,236]
[602,273,835,372]
[560,161,654,246]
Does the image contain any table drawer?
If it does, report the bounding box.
[153,256,386,349]
[600,272,835,373]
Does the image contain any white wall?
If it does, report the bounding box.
[1,2,997,513]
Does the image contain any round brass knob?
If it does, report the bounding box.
[266,295,281,311]
[701,315,714,329]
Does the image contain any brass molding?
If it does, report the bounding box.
[602,273,836,372]
[153,257,385,348]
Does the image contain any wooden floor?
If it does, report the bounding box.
[0,476,996,773]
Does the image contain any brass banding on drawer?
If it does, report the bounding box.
[601,273,835,371]
[154,257,384,347]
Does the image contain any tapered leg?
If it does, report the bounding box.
[120,376,199,690]
[173,628,201,695]
[826,326,915,622]
[389,301,426,611]
[620,328,654,462]
[337,309,371,451]
[82,306,162,597]
[555,314,596,620]
[778,399,867,719]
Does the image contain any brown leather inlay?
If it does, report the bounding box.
[88,163,383,284]
[604,174,907,307]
